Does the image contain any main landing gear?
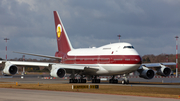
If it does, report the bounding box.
[69,70,86,83]
[92,76,100,83]
[109,75,129,84]
[69,79,86,83]
[109,75,118,84]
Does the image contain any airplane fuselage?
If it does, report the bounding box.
[56,42,142,75]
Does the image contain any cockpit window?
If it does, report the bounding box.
[123,46,134,49]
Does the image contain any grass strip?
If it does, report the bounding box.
[0,83,180,99]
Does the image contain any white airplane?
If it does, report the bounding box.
[0,11,176,84]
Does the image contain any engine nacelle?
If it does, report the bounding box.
[157,65,171,76]
[50,65,66,78]
[3,62,18,75]
[138,66,155,79]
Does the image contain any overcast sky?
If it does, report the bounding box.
[0,0,180,59]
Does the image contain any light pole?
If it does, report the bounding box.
[175,36,179,77]
[117,35,121,42]
[165,55,169,62]
[21,55,25,79]
[4,38,9,60]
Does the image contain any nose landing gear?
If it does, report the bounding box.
[122,74,129,84]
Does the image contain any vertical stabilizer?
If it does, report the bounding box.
[53,11,73,54]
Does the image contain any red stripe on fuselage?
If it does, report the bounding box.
[61,55,142,64]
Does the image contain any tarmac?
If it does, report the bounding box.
[0,75,180,101]
[0,88,179,101]
[0,75,180,88]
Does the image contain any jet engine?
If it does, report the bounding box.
[156,65,171,76]
[50,64,66,78]
[138,66,154,79]
[3,62,18,75]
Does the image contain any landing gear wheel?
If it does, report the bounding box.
[78,79,81,83]
[96,79,100,83]
[74,79,78,83]
[122,79,129,84]
[82,79,87,83]
[114,79,118,83]
[122,79,126,84]
[69,79,78,83]
[69,79,73,83]
[109,79,118,84]
[109,79,113,83]
[78,79,87,83]
[126,80,129,84]
[92,79,100,83]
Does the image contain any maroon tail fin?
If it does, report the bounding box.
[54,11,73,54]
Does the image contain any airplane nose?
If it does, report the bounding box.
[134,55,142,64]
[139,56,142,64]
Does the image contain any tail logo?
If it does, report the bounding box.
[57,24,62,38]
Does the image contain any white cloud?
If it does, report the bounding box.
[16,0,37,11]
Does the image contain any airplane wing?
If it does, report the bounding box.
[137,62,176,79]
[0,60,100,77]
[7,61,99,70]
[13,51,62,60]
[141,62,176,68]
